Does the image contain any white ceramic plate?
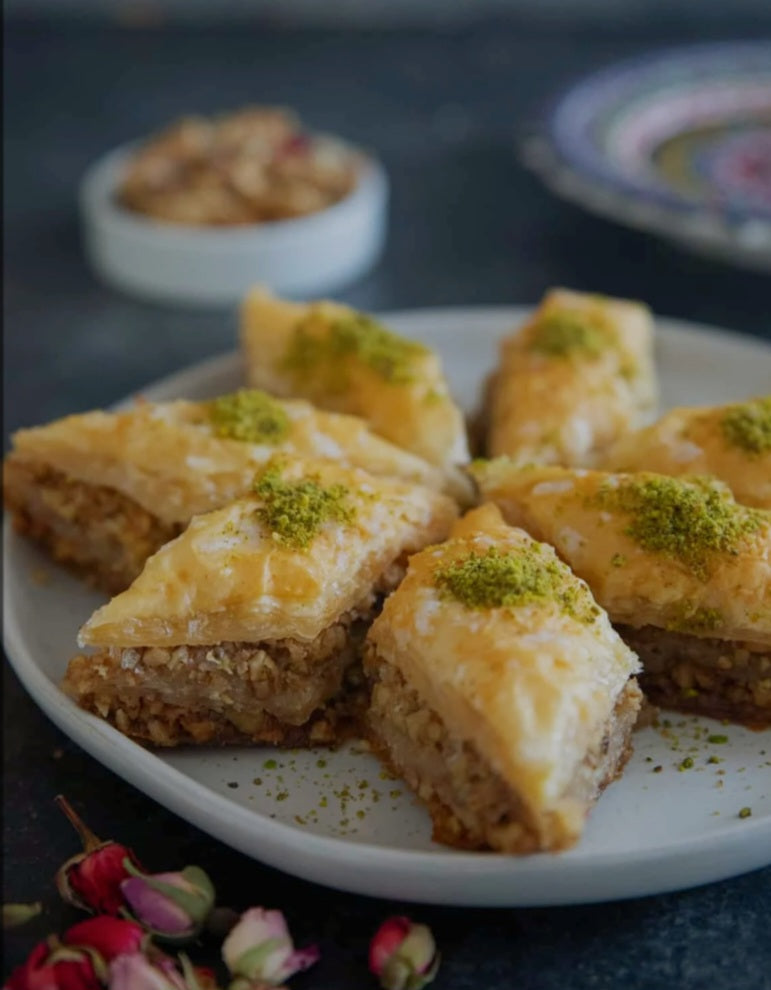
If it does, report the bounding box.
[4,307,771,906]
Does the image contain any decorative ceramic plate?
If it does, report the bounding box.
[524,43,771,269]
[4,307,771,907]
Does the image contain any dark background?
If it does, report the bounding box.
[4,10,771,989]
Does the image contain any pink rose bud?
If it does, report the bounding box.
[54,795,144,915]
[121,865,216,941]
[369,916,440,990]
[222,908,319,987]
[63,916,146,961]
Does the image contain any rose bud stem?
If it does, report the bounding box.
[55,795,102,853]
[54,795,144,915]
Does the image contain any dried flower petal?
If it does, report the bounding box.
[2,902,42,930]
[369,916,439,990]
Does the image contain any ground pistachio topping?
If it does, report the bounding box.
[665,601,724,635]
[282,307,428,388]
[529,308,615,359]
[720,397,771,455]
[253,464,355,549]
[591,475,763,579]
[434,544,599,621]
[208,389,290,444]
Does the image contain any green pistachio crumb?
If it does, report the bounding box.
[666,603,724,635]
[590,475,763,579]
[681,687,700,698]
[678,757,694,771]
[263,759,277,769]
[610,553,627,568]
[282,308,428,388]
[738,807,752,819]
[708,734,729,745]
[707,756,722,765]
[253,465,355,549]
[209,389,290,444]
[435,544,600,621]
[529,310,615,359]
[720,397,771,455]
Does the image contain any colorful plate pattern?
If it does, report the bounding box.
[525,43,771,269]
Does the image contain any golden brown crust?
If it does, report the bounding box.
[601,399,771,509]
[240,289,470,472]
[78,459,458,648]
[3,456,180,594]
[471,463,771,647]
[365,504,641,810]
[7,395,457,528]
[486,288,657,464]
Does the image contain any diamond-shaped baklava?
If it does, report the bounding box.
[482,288,657,465]
[472,461,771,726]
[364,503,642,853]
[240,288,470,475]
[63,458,458,748]
[4,389,455,593]
[601,396,771,509]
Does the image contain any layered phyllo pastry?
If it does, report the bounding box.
[602,396,771,509]
[363,503,642,853]
[472,461,771,726]
[483,288,656,465]
[240,289,470,475]
[63,458,458,748]
[3,389,453,593]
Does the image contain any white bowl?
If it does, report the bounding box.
[79,142,389,306]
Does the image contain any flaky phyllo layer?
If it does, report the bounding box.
[484,288,657,466]
[63,459,458,746]
[240,289,470,474]
[364,504,641,851]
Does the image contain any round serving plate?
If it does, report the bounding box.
[524,43,771,270]
[4,306,771,906]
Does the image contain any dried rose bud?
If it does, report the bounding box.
[121,865,216,941]
[222,908,319,987]
[369,916,440,990]
[4,938,105,990]
[63,916,146,960]
[54,795,144,914]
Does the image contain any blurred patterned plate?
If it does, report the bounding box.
[524,42,771,269]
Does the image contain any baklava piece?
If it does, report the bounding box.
[240,289,470,480]
[472,461,771,726]
[364,504,642,853]
[63,459,458,748]
[602,396,771,509]
[483,288,657,464]
[3,389,452,593]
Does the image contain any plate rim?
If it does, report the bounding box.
[4,304,771,906]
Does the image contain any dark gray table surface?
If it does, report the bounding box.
[3,18,771,990]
